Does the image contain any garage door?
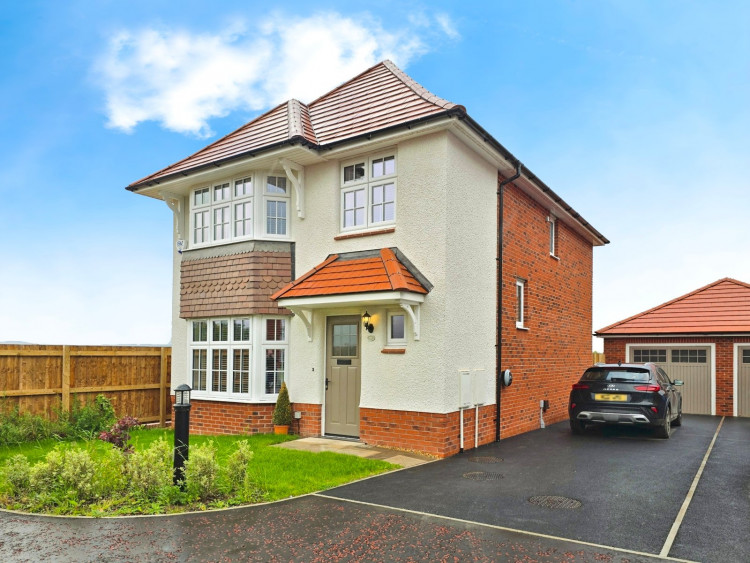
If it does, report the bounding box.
[738,346,750,417]
[630,346,712,415]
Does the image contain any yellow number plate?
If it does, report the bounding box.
[594,393,627,402]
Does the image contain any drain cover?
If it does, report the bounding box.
[528,495,582,509]
[462,471,504,481]
[467,456,503,464]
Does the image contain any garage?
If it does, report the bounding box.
[596,278,750,418]
[629,345,712,414]
[738,345,750,417]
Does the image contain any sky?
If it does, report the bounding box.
[1,0,748,350]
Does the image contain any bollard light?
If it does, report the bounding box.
[173,384,192,487]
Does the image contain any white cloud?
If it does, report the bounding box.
[95,11,458,137]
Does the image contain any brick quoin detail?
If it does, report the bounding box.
[603,336,747,416]
[359,406,496,458]
[171,399,321,436]
[180,251,292,318]
[499,177,594,439]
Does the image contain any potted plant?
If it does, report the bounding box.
[272,381,292,434]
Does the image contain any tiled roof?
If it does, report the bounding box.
[271,248,430,300]
[596,278,750,335]
[129,60,461,189]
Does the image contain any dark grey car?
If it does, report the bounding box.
[568,362,683,438]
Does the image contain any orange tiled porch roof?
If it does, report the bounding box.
[271,248,430,301]
[596,278,750,335]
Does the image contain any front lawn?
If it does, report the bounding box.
[0,428,395,516]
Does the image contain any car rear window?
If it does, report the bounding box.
[581,368,651,383]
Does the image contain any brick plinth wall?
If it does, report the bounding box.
[359,405,496,458]
[603,336,749,416]
[499,177,594,439]
[169,398,322,436]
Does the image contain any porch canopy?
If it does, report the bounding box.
[271,248,432,340]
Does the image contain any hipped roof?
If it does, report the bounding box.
[271,248,430,300]
[596,278,750,336]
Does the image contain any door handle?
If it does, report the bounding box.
[325,378,330,390]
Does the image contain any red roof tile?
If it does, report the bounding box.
[596,278,750,335]
[128,60,461,189]
[271,248,429,300]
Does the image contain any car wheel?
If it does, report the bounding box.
[570,419,586,435]
[655,407,672,439]
[673,407,683,427]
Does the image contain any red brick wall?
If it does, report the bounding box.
[603,335,747,416]
[499,179,594,438]
[360,406,496,458]
[180,250,292,318]
[178,399,321,436]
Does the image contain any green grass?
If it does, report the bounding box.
[0,428,396,516]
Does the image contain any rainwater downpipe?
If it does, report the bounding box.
[496,162,522,442]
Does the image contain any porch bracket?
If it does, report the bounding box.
[289,307,313,341]
[280,158,305,219]
[400,303,421,341]
[159,191,184,241]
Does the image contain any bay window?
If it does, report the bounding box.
[189,316,288,400]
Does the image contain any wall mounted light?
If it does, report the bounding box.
[362,311,374,333]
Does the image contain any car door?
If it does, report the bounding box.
[657,367,678,417]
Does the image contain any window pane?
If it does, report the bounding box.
[344,163,365,182]
[213,206,230,240]
[355,208,365,226]
[372,185,383,204]
[267,176,287,194]
[383,202,394,221]
[192,349,207,391]
[194,188,209,206]
[212,349,228,392]
[193,210,208,244]
[233,318,250,341]
[383,155,395,175]
[212,320,228,341]
[266,319,286,342]
[516,283,524,324]
[265,349,285,394]
[235,177,252,198]
[390,314,405,340]
[232,348,250,394]
[332,323,357,356]
[266,200,287,235]
[372,158,383,177]
[744,349,750,363]
[214,183,230,202]
[343,188,365,228]
[234,201,252,237]
[192,321,207,342]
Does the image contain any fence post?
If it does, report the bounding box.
[160,347,168,427]
[62,346,71,412]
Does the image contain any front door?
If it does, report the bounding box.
[325,316,361,437]
[739,346,750,417]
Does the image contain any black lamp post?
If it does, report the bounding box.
[173,384,191,487]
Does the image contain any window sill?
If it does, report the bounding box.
[335,227,395,241]
[381,348,406,354]
[191,394,277,404]
[516,325,530,331]
[549,254,560,261]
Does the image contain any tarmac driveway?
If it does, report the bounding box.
[324,415,749,562]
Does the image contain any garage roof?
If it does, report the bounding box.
[596,278,750,335]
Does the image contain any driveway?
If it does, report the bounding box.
[0,415,746,562]
[325,415,749,562]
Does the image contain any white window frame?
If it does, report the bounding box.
[516,279,527,329]
[188,316,289,402]
[386,311,407,346]
[547,214,558,258]
[340,152,397,233]
[188,172,291,249]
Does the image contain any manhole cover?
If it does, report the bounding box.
[462,471,504,481]
[467,456,503,464]
[528,495,582,509]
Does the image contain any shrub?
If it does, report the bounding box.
[126,438,173,500]
[225,440,254,493]
[184,441,219,499]
[59,448,96,500]
[99,416,140,453]
[272,382,292,426]
[93,447,127,497]
[2,455,31,496]
[0,404,68,445]
[29,447,65,492]
[68,395,117,438]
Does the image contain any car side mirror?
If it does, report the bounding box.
[673,380,684,386]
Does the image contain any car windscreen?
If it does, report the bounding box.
[581,368,651,383]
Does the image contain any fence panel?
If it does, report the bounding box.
[0,345,172,425]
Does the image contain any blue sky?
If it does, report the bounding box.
[1,1,748,348]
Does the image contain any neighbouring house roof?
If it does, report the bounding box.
[596,278,750,336]
[271,248,430,301]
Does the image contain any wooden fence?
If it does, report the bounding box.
[0,345,172,425]
[593,351,606,364]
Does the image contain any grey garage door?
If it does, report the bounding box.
[630,346,712,415]
[739,346,750,417]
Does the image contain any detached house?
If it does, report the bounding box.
[128,61,608,457]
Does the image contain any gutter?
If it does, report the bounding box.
[496,162,522,442]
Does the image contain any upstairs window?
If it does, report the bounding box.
[341,153,396,231]
[515,279,526,329]
[548,215,557,257]
[190,173,289,248]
